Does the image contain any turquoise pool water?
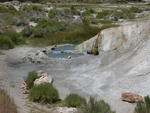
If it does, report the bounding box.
[53,45,75,51]
[48,45,81,58]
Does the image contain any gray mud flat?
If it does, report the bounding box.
[0,20,150,113]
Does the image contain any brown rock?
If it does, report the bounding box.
[121,92,143,103]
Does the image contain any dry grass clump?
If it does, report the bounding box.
[0,89,18,113]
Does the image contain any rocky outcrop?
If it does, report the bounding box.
[76,34,97,52]
[36,70,48,77]
[22,50,48,64]
[21,70,53,93]
[34,70,53,85]
[34,75,53,86]
[121,92,143,103]
[77,21,150,53]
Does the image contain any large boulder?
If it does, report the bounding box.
[121,92,143,103]
[34,75,53,86]
[36,70,48,77]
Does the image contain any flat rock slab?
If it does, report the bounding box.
[122,92,143,103]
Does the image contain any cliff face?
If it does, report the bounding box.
[100,21,150,52]
[77,21,150,53]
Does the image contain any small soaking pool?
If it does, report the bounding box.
[52,45,75,51]
[48,45,82,58]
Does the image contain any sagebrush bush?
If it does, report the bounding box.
[134,96,150,113]
[0,36,14,49]
[26,24,100,46]
[25,71,39,89]
[83,9,95,16]
[22,19,66,38]
[112,7,139,20]
[29,83,59,104]
[0,5,17,14]
[3,31,25,45]
[48,9,58,18]
[65,93,86,107]
[96,10,111,19]
[83,97,115,113]
[0,31,25,49]
[21,5,43,12]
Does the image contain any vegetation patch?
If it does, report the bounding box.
[134,96,150,113]
[96,10,112,19]
[0,5,17,14]
[21,5,44,12]
[0,89,18,113]
[25,71,39,89]
[0,31,24,49]
[0,36,14,49]
[26,24,100,46]
[83,97,115,113]
[48,9,58,18]
[83,9,95,16]
[22,19,66,38]
[29,83,59,104]
[112,7,140,20]
[64,93,86,107]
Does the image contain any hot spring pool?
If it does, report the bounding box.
[48,45,82,58]
[53,45,75,51]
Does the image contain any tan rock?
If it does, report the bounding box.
[121,92,143,103]
[34,75,53,86]
[36,70,48,77]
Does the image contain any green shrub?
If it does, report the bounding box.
[29,83,59,104]
[3,31,24,45]
[134,96,150,113]
[129,7,140,13]
[0,6,17,14]
[65,93,86,107]
[48,9,58,18]
[70,6,80,15]
[22,26,34,37]
[26,24,100,46]
[96,10,111,19]
[21,5,43,12]
[112,7,139,20]
[22,19,66,38]
[0,36,14,49]
[25,71,38,89]
[0,31,25,49]
[83,97,115,113]
[83,9,95,16]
